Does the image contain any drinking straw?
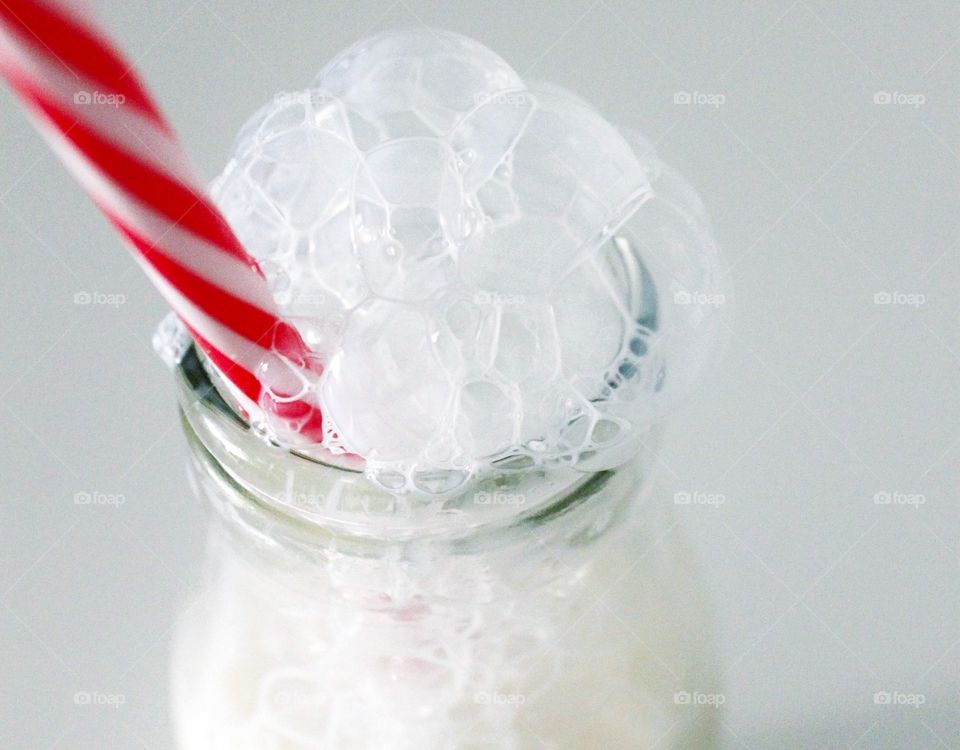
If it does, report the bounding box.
[0,0,325,441]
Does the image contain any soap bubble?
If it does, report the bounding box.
[211,29,729,492]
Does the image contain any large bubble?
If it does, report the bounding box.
[211,29,730,492]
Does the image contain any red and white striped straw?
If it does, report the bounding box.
[0,0,325,441]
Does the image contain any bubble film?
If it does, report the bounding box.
[211,29,729,491]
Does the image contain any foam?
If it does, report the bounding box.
[209,29,729,491]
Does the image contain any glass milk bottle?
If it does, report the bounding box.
[168,348,721,750]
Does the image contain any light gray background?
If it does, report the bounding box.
[2,1,959,748]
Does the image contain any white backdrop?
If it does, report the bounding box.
[1,2,958,747]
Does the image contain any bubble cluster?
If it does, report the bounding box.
[211,29,729,492]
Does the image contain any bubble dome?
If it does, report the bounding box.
[210,29,730,493]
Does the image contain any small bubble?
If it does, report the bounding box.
[591,419,621,445]
[458,148,477,167]
[257,352,309,401]
[372,469,406,491]
[413,469,467,494]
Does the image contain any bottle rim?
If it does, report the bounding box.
[176,343,649,545]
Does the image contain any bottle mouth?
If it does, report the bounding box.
[178,343,363,472]
[176,343,649,543]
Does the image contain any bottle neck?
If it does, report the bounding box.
[177,344,654,554]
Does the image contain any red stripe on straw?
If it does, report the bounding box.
[0,0,331,447]
[186,324,264,404]
[4,68,257,268]
[189,325,326,443]
[108,213,286,349]
[114,213,317,367]
[0,0,169,129]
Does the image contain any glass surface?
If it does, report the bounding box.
[172,348,721,748]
